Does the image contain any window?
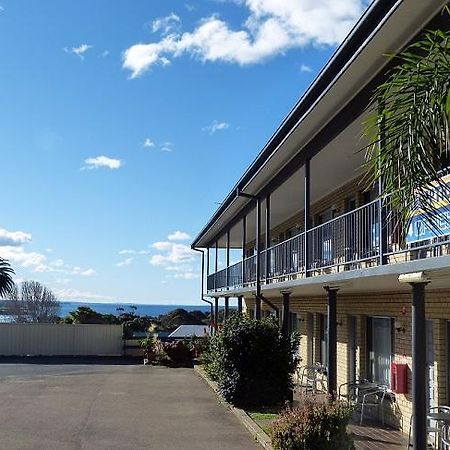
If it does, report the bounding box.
[368,317,394,386]
[317,208,337,264]
[289,312,298,335]
[320,314,328,366]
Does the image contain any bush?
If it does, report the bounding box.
[204,314,299,407]
[270,398,355,450]
[163,340,193,365]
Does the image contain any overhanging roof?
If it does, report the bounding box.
[192,0,447,249]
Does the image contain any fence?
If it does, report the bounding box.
[0,323,123,356]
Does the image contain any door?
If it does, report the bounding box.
[306,313,313,365]
[426,321,436,409]
[371,317,392,386]
[348,316,357,383]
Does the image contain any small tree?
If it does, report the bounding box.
[204,314,299,407]
[6,280,60,323]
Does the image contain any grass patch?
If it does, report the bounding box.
[248,411,279,421]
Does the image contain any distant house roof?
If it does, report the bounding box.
[168,325,210,338]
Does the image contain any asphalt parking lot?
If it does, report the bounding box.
[0,358,259,450]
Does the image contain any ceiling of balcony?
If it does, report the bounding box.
[217,113,367,248]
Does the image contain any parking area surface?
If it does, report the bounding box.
[0,359,259,450]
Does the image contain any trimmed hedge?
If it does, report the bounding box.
[204,314,299,407]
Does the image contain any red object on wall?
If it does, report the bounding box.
[391,363,408,394]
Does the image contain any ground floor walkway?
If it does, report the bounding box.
[0,359,259,450]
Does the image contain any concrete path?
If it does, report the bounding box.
[0,361,259,450]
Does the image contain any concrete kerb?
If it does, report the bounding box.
[194,365,273,450]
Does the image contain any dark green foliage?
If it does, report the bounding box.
[363,17,450,232]
[156,308,207,331]
[62,306,121,324]
[163,340,193,365]
[270,399,355,450]
[0,258,15,298]
[204,314,299,407]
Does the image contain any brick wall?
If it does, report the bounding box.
[244,289,450,432]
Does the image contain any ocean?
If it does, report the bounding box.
[0,301,211,323]
[58,301,211,318]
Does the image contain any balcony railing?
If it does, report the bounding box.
[206,198,450,292]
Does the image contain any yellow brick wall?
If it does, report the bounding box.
[244,289,450,432]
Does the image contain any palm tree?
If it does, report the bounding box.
[363,18,450,232]
[0,257,15,298]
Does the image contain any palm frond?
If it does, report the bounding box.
[362,24,450,233]
[0,257,15,298]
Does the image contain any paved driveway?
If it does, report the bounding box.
[0,359,259,450]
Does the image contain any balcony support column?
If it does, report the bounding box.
[411,281,428,450]
[304,159,311,277]
[214,240,218,291]
[255,197,262,320]
[214,297,219,335]
[265,194,271,283]
[237,296,243,314]
[324,286,338,398]
[281,291,291,335]
[226,229,230,288]
[254,295,261,320]
[242,215,246,286]
[206,246,210,291]
[224,296,229,321]
[378,105,388,265]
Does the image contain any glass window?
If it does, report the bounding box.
[371,317,392,386]
[320,314,328,366]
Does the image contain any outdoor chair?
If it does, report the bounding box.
[338,379,371,404]
[357,384,389,426]
[296,364,327,394]
[408,406,450,449]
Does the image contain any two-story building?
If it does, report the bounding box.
[191,0,449,445]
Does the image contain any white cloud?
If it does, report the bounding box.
[0,229,32,246]
[300,63,313,73]
[150,242,195,266]
[123,0,366,78]
[152,13,182,35]
[202,120,230,135]
[116,257,133,267]
[151,241,172,251]
[79,268,96,276]
[173,272,199,280]
[168,231,191,241]
[82,155,122,170]
[102,50,110,57]
[55,288,115,302]
[0,246,46,269]
[65,44,93,59]
[160,141,174,152]
[143,138,155,148]
[45,248,53,253]
[119,249,136,255]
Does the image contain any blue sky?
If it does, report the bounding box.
[0,0,367,304]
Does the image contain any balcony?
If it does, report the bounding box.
[206,199,450,293]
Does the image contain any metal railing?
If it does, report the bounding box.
[206,197,450,292]
[307,199,380,273]
[266,232,306,281]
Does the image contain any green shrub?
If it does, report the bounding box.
[204,314,299,407]
[270,398,355,450]
[163,340,193,365]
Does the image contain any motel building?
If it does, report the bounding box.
[191,0,450,447]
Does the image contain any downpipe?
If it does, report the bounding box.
[192,247,214,332]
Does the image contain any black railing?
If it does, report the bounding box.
[207,198,450,292]
[308,199,380,273]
